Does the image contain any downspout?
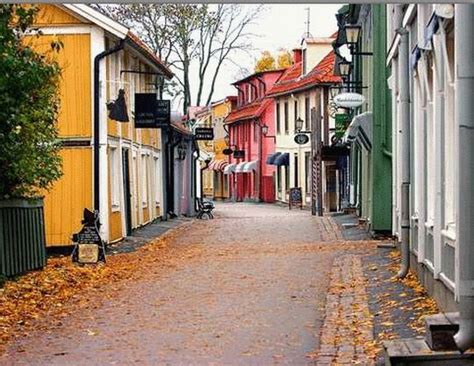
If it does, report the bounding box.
[168,130,180,216]
[396,25,410,279]
[93,40,125,213]
[454,4,474,352]
[257,119,263,202]
[192,138,200,212]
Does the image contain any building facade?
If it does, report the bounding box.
[387,4,460,311]
[208,97,236,200]
[333,4,392,231]
[266,40,344,211]
[32,4,173,246]
[224,70,284,202]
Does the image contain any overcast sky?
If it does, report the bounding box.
[193,4,342,105]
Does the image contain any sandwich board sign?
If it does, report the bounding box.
[72,209,106,264]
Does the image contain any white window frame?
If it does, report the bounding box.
[141,153,148,208]
[109,147,120,212]
[154,156,161,207]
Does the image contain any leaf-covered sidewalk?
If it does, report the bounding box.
[0,223,195,354]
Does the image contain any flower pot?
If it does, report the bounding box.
[0,198,47,277]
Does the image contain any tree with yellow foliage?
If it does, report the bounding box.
[254,51,275,72]
[277,48,293,69]
[254,49,293,73]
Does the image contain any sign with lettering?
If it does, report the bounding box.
[294,133,309,145]
[195,127,214,140]
[335,113,350,138]
[155,100,171,127]
[333,92,365,108]
[134,94,170,128]
[289,187,303,210]
[72,209,106,264]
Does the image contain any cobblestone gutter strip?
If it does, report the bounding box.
[308,254,375,365]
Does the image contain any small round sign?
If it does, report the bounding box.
[222,148,233,155]
[294,133,309,145]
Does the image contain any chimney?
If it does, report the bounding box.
[293,48,302,63]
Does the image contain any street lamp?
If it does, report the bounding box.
[261,124,269,136]
[344,24,361,47]
[338,59,352,78]
[295,117,304,133]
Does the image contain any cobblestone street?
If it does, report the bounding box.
[1,203,424,365]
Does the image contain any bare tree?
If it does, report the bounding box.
[95,4,262,113]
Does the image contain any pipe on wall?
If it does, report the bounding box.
[93,41,125,213]
[454,4,474,352]
[396,25,410,279]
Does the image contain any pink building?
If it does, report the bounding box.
[224,70,285,202]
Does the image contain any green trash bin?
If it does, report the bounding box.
[0,199,47,277]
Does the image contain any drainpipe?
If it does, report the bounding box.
[454,4,474,352]
[192,138,200,213]
[93,41,125,213]
[396,25,410,279]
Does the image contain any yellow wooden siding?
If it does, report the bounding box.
[35,5,84,25]
[44,148,92,246]
[109,211,122,242]
[142,208,150,223]
[30,34,92,138]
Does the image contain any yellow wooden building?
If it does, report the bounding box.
[201,97,236,200]
[32,4,173,246]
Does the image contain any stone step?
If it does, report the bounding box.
[424,312,459,351]
[384,338,474,366]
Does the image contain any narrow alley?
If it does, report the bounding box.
[2,203,381,365]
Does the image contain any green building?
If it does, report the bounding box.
[333,4,392,233]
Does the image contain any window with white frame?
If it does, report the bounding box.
[141,154,148,208]
[109,147,120,211]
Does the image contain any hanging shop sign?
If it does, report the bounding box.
[223,148,233,155]
[333,93,365,108]
[294,133,310,145]
[134,94,170,128]
[289,187,303,210]
[335,113,351,138]
[194,127,214,140]
[233,150,245,159]
[72,209,106,264]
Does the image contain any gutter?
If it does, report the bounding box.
[454,4,474,352]
[93,40,125,213]
[396,23,411,279]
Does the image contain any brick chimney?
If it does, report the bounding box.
[293,48,302,63]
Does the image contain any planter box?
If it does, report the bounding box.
[0,199,47,277]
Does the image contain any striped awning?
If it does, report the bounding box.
[207,159,228,171]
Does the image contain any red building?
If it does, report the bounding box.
[224,70,285,202]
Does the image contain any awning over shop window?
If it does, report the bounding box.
[274,153,290,167]
[410,45,422,70]
[243,160,258,173]
[266,152,281,165]
[343,112,372,151]
[207,159,228,171]
[223,163,236,175]
[235,162,247,173]
[423,13,439,50]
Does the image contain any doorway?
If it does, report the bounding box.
[122,149,132,236]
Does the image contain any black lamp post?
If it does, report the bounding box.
[295,117,304,133]
[344,24,373,56]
